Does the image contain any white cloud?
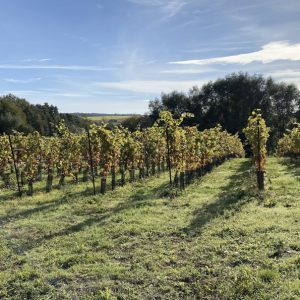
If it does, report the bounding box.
[267,69,300,88]
[276,77,300,88]
[267,69,300,78]
[170,41,300,65]
[94,80,205,93]
[0,65,115,71]
[24,58,52,62]
[5,78,41,83]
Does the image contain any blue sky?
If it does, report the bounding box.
[1,0,300,114]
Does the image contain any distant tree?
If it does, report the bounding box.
[121,115,153,132]
[0,112,22,134]
[79,117,94,132]
[0,94,27,134]
[0,94,84,136]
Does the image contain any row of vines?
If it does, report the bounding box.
[276,123,300,158]
[0,111,245,197]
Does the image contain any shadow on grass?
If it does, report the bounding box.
[279,158,300,178]
[16,178,171,251]
[0,170,158,201]
[0,185,96,224]
[4,159,255,250]
[187,159,253,235]
[0,170,168,226]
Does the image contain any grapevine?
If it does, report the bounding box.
[243,109,270,190]
[0,112,245,197]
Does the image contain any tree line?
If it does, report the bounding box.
[123,72,300,153]
[0,94,84,135]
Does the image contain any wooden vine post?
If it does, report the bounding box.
[166,125,173,192]
[87,129,96,195]
[8,135,22,198]
[257,119,263,190]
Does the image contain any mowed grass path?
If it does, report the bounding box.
[1,158,300,299]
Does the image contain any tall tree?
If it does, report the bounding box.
[148,72,300,153]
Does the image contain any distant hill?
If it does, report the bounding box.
[72,113,136,117]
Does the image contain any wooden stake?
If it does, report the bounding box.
[166,126,172,190]
[8,135,22,197]
[87,129,96,195]
[257,119,263,190]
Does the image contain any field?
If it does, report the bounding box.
[1,158,300,299]
[87,116,132,123]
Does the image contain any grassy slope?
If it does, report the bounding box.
[1,158,300,299]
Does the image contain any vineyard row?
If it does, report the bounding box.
[0,111,245,197]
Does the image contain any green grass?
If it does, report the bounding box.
[87,116,132,122]
[1,158,300,299]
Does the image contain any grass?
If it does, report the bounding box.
[87,116,132,122]
[1,158,300,299]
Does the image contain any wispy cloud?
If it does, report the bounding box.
[5,90,45,96]
[266,69,300,87]
[5,78,41,83]
[275,77,300,88]
[124,51,157,68]
[161,68,214,74]
[196,41,264,46]
[223,0,283,15]
[182,47,252,53]
[170,41,300,65]
[140,60,157,65]
[126,0,164,5]
[65,33,87,42]
[267,69,300,78]
[97,4,103,9]
[56,93,94,97]
[24,58,52,62]
[162,1,187,20]
[94,80,205,93]
[0,65,115,71]
[39,88,59,91]
[4,90,94,98]
[126,0,187,21]
[93,91,120,95]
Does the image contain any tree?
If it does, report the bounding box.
[148,72,300,153]
[0,94,84,136]
[121,115,153,132]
